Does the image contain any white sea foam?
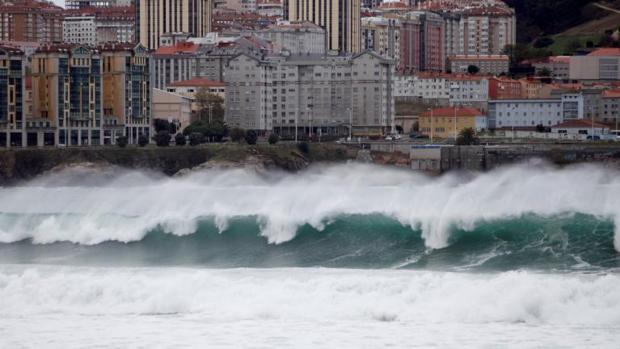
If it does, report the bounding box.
[0,266,619,324]
[0,162,620,251]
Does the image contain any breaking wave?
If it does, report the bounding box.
[0,162,619,270]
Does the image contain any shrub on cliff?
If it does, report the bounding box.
[153,131,171,147]
[116,136,128,148]
[183,120,228,142]
[138,135,149,147]
[268,133,279,145]
[175,133,186,146]
[245,130,258,145]
[189,132,203,146]
[230,128,245,143]
[297,141,309,154]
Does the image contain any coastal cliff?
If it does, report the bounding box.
[0,144,355,185]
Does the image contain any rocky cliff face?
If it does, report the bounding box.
[0,144,353,185]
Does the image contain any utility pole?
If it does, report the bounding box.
[430,108,434,144]
[348,107,353,140]
[453,106,457,141]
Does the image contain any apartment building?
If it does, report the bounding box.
[137,0,213,50]
[152,36,271,89]
[488,77,522,100]
[64,7,135,46]
[531,56,570,80]
[448,54,509,75]
[600,89,620,127]
[285,0,361,53]
[224,51,394,136]
[30,44,151,147]
[0,46,26,148]
[256,21,326,55]
[448,74,488,111]
[488,94,584,129]
[569,48,620,81]
[399,11,445,74]
[362,17,400,68]
[0,0,64,43]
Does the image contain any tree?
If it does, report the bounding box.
[182,119,229,142]
[566,39,582,55]
[535,124,546,133]
[189,132,203,146]
[533,36,554,48]
[467,65,480,74]
[194,88,225,123]
[153,118,177,135]
[244,130,258,145]
[138,135,149,147]
[297,141,309,154]
[116,136,128,148]
[456,128,479,145]
[268,133,279,145]
[175,133,186,146]
[153,131,171,147]
[537,67,552,77]
[230,127,245,142]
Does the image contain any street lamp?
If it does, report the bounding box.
[453,105,457,141]
[347,107,353,141]
[427,107,434,144]
[308,105,313,141]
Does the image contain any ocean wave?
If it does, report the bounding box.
[0,162,620,256]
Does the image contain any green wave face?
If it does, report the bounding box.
[1,213,618,272]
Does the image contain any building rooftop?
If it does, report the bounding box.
[552,119,609,129]
[153,42,199,56]
[421,107,483,117]
[587,48,620,57]
[449,54,509,61]
[169,78,225,88]
[602,89,620,98]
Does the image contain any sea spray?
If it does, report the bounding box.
[0,162,620,254]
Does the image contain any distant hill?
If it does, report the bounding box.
[505,0,620,42]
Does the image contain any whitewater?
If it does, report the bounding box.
[1,162,619,348]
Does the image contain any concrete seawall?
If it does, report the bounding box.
[407,144,620,172]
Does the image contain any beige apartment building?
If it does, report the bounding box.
[285,0,361,53]
[138,0,213,50]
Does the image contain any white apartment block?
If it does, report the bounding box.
[63,16,97,46]
[225,51,395,136]
[448,76,489,111]
[488,94,584,129]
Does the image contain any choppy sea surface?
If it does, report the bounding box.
[1,163,619,348]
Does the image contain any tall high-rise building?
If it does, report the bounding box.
[137,0,213,50]
[0,46,26,148]
[284,0,361,53]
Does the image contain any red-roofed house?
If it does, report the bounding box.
[570,48,620,81]
[419,107,487,138]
